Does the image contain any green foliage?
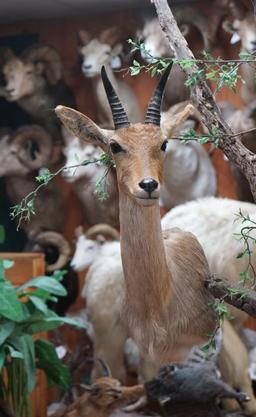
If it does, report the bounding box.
[234,210,256,286]
[10,153,114,231]
[0,259,86,417]
[181,127,221,148]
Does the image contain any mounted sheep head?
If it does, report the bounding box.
[0,125,52,176]
[2,45,63,101]
[62,129,102,182]
[138,6,210,62]
[222,1,256,53]
[79,27,123,77]
[71,224,120,271]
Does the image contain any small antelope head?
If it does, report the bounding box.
[56,64,172,207]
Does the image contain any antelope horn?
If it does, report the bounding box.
[85,224,120,241]
[145,62,173,126]
[101,66,130,130]
[33,231,71,272]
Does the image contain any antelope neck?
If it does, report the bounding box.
[119,189,171,318]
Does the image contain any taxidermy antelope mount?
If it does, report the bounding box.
[56,63,216,365]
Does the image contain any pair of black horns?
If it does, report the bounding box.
[101,62,173,129]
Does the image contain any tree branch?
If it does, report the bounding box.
[205,276,256,317]
[151,0,256,201]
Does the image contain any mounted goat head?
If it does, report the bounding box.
[78,27,141,127]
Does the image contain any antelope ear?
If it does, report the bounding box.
[55,106,112,152]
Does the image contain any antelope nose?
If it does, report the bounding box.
[83,64,92,70]
[139,177,158,193]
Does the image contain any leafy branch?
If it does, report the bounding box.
[234,210,256,287]
[128,39,256,95]
[10,153,114,231]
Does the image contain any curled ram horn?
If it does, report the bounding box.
[30,231,71,272]
[12,125,53,170]
[21,45,63,84]
[85,224,120,241]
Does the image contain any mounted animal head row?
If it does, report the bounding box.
[56,63,189,207]
[139,6,211,62]
[79,27,123,78]
[71,223,120,271]
[0,125,52,176]
[222,0,256,54]
[1,45,63,102]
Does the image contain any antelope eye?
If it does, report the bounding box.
[110,142,124,154]
[161,140,168,152]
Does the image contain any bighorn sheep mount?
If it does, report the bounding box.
[79,27,141,128]
[0,125,65,237]
[139,6,211,109]
[0,45,76,142]
[56,64,217,368]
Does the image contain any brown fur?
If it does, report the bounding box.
[56,105,217,366]
[51,377,144,417]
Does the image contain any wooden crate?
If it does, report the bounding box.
[0,252,47,417]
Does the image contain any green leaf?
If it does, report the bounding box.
[18,276,67,297]
[0,321,15,345]
[130,66,140,76]
[12,335,36,392]
[6,344,24,359]
[0,281,27,322]
[35,339,70,389]
[29,295,48,314]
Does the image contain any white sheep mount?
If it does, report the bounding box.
[79,27,141,128]
[71,213,256,415]
[62,128,119,227]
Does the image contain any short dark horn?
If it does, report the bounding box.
[145,62,173,126]
[101,66,130,130]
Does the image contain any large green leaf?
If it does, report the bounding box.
[35,339,69,389]
[29,295,48,314]
[12,335,36,392]
[0,281,27,322]
[20,309,86,335]
[0,321,15,345]
[18,277,67,297]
